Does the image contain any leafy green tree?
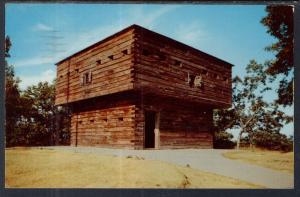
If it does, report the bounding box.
[55,104,71,145]
[21,81,70,146]
[215,60,292,149]
[254,131,293,152]
[213,110,236,149]
[214,6,294,150]
[261,5,294,106]
[5,36,24,147]
[213,130,236,149]
[21,82,55,145]
[5,36,11,58]
[5,36,70,146]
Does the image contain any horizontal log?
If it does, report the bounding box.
[71,29,135,63]
[135,59,231,93]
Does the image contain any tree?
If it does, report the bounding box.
[254,131,293,152]
[21,82,55,145]
[213,110,236,149]
[215,60,292,149]
[261,5,294,106]
[5,36,24,147]
[21,81,70,146]
[5,36,70,147]
[214,6,294,150]
[213,130,236,149]
[5,36,12,58]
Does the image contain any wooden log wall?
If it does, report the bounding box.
[54,25,232,149]
[55,28,136,105]
[134,95,214,149]
[133,26,232,108]
[70,92,138,148]
[56,25,232,108]
[159,109,213,149]
[68,91,213,149]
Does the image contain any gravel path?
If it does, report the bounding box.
[47,146,293,188]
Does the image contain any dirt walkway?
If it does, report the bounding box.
[47,146,293,188]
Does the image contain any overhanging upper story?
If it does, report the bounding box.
[55,24,233,108]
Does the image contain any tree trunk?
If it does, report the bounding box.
[249,132,254,151]
[54,113,60,146]
[236,131,243,150]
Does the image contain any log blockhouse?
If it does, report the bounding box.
[55,24,233,149]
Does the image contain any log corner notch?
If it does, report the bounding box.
[54,24,233,149]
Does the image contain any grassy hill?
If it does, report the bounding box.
[5,147,262,188]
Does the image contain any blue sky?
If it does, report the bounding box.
[5,3,293,138]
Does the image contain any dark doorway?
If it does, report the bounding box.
[145,111,156,148]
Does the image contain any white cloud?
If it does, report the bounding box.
[33,23,54,32]
[13,56,57,67]
[174,22,208,47]
[15,6,180,68]
[13,24,122,68]
[65,5,180,53]
[15,25,123,67]
[67,25,123,54]
[125,5,180,29]
[136,6,179,29]
[19,69,56,90]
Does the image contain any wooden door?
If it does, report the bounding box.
[145,111,156,148]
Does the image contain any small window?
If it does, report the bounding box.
[202,70,208,75]
[80,70,92,86]
[158,53,166,61]
[103,118,107,122]
[142,49,150,56]
[174,60,181,66]
[96,59,101,64]
[78,121,82,124]
[60,75,63,78]
[84,72,89,84]
[122,49,128,55]
[223,77,228,82]
[118,117,124,121]
[75,68,79,73]
[90,119,94,123]
[108,55,114,60]
[188,74,196,88]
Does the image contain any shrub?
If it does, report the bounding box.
[214,131,236,149]
[253,131,293,152]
